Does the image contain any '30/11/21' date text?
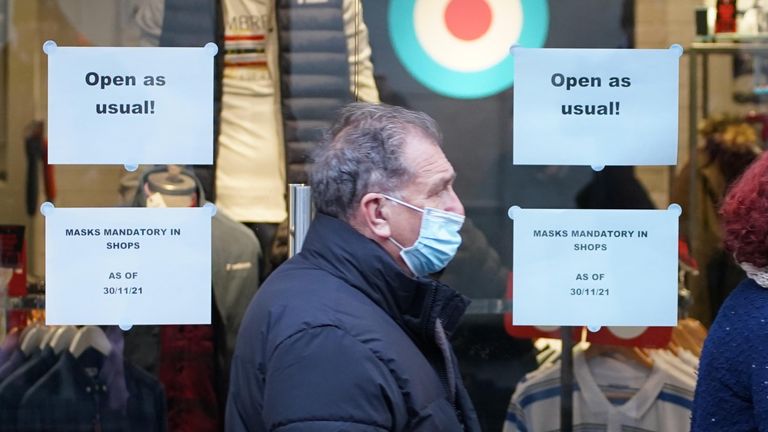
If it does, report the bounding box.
[103,287,143,295]
[570,288,609,296]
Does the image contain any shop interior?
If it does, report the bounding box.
[0,0,765,430]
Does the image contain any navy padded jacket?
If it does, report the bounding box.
[227,214,481,431]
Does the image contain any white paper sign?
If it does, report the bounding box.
[44,205,212,325]
[45,41,216,165]
[513,47,682,167]
[509,206,680,326]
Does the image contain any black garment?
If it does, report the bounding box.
[24,129,42,216]
[159,0,352,198]
[0,347,58,430]
[227,213,481,431]
[275,0,353,183]
[17,351,166,432]
[244,222,279,284]
[0,350,27,384]
[159,0,223,201]
[575,166,655,210]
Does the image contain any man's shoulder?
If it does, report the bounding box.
[235,258,411,378]
[245,257,381,331]
[243,255,416,352]
[257,257,355,305]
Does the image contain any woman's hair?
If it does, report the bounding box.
[720,151,768,267]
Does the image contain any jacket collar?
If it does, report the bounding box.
[300,213,470,340]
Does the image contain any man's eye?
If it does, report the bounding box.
[433,188,449,198]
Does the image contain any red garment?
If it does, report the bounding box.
[158,325,219,432]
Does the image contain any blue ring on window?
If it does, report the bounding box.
[388,0,549,99]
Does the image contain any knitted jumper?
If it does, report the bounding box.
[692,278,768,431]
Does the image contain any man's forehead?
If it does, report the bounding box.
[402,134,446,165]
[402,143,455,194]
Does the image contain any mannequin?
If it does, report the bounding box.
[124,165,261,431]
[144,165,197,208]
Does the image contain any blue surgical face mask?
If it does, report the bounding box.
[381,194,465,277]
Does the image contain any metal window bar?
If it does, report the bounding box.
[288,184,312,257]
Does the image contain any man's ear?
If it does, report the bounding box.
[359,193,391,239]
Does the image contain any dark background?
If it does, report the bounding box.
[358,2,639,430]
[361,0,635,267]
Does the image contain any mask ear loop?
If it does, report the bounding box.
[380,194,424,213]
[388,236,406,250]
[379,194,421,250]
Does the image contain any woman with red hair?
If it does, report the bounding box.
[692,150,768,431]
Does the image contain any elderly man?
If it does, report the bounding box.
[226,103,480,431]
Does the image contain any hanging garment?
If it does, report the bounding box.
[649,350,697,382]
[17,350,167,431]
[677,349,699,371]
[0,346,58,429]
[504,351,694,432]
[42,138,56,204]
[158,325,218,432]
[0,331,20,367]
[0,350,27,384]
[24,126,42,217]
[24,126,55,217]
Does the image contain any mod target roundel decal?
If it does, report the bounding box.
[389,0,549,99]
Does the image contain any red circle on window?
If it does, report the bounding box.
[444,0,493,41]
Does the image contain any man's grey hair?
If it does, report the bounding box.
[310,103,442,221]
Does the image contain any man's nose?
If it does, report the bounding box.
[445,189,464,216]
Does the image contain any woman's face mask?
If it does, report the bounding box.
[381,194,465,277]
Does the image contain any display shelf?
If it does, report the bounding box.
[690,40,768,54]
[694,31,768,44]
